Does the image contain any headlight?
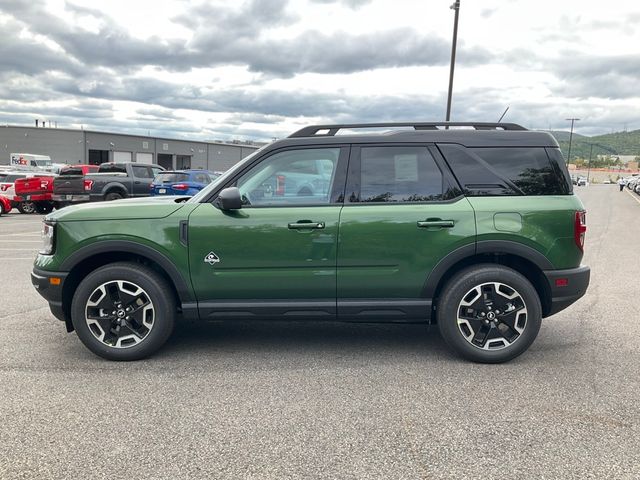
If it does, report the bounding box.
[40,222,55,255]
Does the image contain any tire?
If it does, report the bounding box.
[437,264,542,363]
[104,191,124,201]
[71,262,176,361]
[17,201,37,214]
[35,202,54,214]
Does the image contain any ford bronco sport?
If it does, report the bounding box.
[32,122,590,363]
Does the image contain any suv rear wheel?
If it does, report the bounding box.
[437,264,542,363]
[71,262,175,361]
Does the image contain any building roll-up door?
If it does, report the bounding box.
[136,153,153,164]
[113,151,132,163]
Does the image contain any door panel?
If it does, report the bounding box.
[188,203,340,304]
[337,200,476,300]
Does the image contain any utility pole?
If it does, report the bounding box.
[565,118,580,163]
[445,0,460,121]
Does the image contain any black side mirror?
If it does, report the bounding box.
[215,187,242,210]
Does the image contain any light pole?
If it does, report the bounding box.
[565,118,580,163]
[445,0,461,121]
[587,143,593,183]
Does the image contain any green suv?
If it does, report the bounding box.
[31,122,590,363]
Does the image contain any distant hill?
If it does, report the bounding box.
[544,129,640,161]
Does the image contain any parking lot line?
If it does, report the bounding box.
[0,240,42,243]
[625,189,640,206]
[1,231,41,235]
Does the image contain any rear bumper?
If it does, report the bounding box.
[52,194,90,202]
[14,194,53,202]
[543,265,590,316]
[31,267,69,325]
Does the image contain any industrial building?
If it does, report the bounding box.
[0,125,261,171]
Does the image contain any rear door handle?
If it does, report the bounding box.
[417,219,455,228]
[288,221,325,230]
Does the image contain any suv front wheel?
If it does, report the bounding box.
[71,262,176,361]
[437,265,542,363]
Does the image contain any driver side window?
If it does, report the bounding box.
[236,148,340,206]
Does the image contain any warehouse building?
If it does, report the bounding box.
[0,125,261,171]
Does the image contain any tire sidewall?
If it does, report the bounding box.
[71,263,175,361]
[437,265,542,363]
[104,192,124,201]
[18,201,36,214]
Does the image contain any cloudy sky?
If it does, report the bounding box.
[1,0,639,141]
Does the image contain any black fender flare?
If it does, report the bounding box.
[59,240,194,303]
[422,240,553,298]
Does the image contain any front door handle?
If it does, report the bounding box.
[417,219,455,228]
[288,220,325,230]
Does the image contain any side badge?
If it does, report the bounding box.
[204,252,220,266]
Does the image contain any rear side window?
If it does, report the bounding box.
[193,173,211,184]
[439,145,571,196]
[132,166,152,178]
[155,173,189,183]
[356,146,447,203]
[99,163,126,174]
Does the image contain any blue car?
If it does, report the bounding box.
[150,170,222,196]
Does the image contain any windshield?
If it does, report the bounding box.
[187,146,267,203]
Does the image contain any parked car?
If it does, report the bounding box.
[32,121,590,364]
[0,171,53,212]
[150,170,220,196]
[0,194,11,215]
[53,162,164,206]
[576,177,587,186]
[13,175,57,214]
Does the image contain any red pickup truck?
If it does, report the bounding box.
[13,175,56,214]
[13,165,99,214]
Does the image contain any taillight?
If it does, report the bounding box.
[276,175,286,196]
[149,184,155,190]
[172,184,188,191]
[84,179,94,191]
[574,211,586,251]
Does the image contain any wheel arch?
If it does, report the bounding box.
[424,241,553,319]
[60,241,195,326]
[101,182,128,198]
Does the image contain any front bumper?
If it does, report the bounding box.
[31,268,70,327]
[543,265,590,316]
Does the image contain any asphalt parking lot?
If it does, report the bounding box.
[1,186,639,479]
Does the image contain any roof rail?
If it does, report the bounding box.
[288,122,527,138]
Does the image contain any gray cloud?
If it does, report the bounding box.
[309,0,372,8]
[548,52,640,100]
[0,0,495,78]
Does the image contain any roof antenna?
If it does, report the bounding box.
[498,106,510,123]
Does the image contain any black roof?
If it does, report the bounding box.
[274,122,559,148]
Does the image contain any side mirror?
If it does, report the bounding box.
[215,187,242,210]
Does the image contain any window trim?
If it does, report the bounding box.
[206,145,351,208]
[344,143,463,205]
